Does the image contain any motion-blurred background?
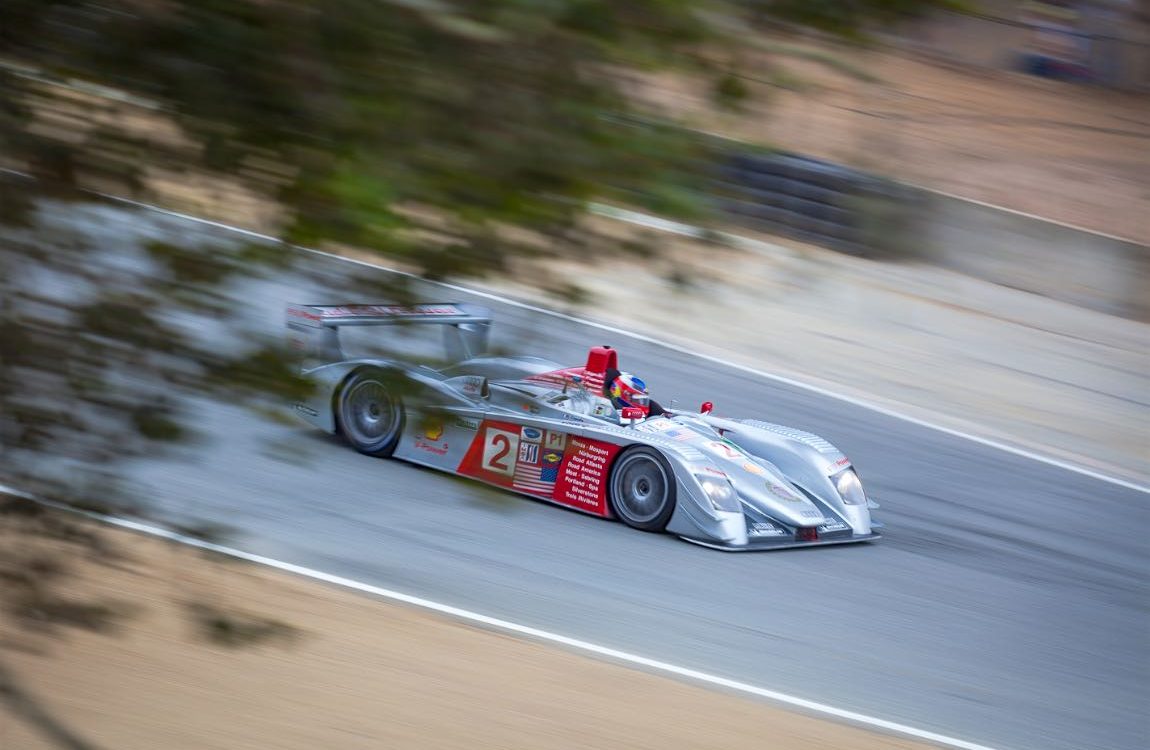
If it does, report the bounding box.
[1,2,1147,750]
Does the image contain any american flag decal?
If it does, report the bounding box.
[526,367,607,395]
[513,454,563,495]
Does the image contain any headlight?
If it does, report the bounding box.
[696,475,740,512]
[832,468,867,506]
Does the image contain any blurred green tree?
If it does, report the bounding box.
[1,0,734,275]
[1,0,953,273]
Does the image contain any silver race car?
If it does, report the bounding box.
[287,302,881,550]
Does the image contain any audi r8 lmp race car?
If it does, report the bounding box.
[286,302,882,550]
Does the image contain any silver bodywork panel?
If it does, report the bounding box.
[288,303,880,550]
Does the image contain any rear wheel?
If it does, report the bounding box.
[609,447,676,532]
[337,369,403,457]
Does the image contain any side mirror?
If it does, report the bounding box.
[620,407,645,424]
[700,401,713,414]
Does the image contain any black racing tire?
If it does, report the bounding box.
[336,369,404,457]
[608,447,677,532]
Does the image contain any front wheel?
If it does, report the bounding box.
[608,447,676,532]
[337,369,404,457]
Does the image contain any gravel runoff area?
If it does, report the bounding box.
[1,520,940,750]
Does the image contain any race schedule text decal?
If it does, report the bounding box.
[553,437,621,516]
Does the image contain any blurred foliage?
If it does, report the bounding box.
[0,1,949,270]
[0,0,738,275]
[0,188,315,506]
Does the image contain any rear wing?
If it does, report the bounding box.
[286,302,492,367]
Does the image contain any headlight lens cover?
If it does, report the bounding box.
[696,475,741,512]
[832,468,867,506]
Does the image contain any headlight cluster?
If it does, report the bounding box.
[696,475,741,512]
[832,468,867,506]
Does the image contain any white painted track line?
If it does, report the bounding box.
[4,488,1001,750]
[89,191,1150,495]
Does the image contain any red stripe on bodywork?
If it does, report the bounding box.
[458,420,619,517]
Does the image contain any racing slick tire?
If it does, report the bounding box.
[609,447,677,532]
[336,369,404,457]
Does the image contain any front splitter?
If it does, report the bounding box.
[680,532,881,552]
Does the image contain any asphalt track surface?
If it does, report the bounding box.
[39,204,1150,750]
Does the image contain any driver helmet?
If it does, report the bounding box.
[608,372,650,416]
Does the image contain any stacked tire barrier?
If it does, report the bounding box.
[710,149,1148,320]
[714,151,913,258]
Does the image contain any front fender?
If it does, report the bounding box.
[664,473,749,547]
[703,416,873,535]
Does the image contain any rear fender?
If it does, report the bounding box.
[293,361,365,433]
[295,359,480,434]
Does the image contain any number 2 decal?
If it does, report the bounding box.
[482,427,519,477]
[490,435,512,470]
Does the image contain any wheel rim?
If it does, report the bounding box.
[611,453,670,524]
[342,378,398,447]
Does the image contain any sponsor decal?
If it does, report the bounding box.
[453,417,480,431]
[767,482,802,502]
[699,466,728,478]
[415,417,449,455]
[741,461,766,476]
[800,510,824,519]
[825,456,852,474]
[292,403,319,417]
[513,452,562,494]
[666,429,696,442]
[321,304,462,318]
[457,420,567,498]
[521,427,542,443]
[552,437,621,516]
[818,519,849,532]
[638,419,676,433]
[459,376,485,396]
[706,440,745,460]
[749,522,785,537]
[544,431,567,451]
[518,442,540,465]
[423,419,444,442]
[415,440,449,456]
[520,404,540,414]
[287,306,323,322]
